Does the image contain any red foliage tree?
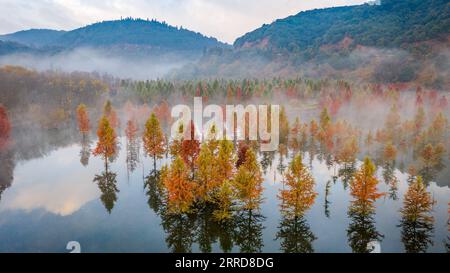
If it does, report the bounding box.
[180,121,200,174]
[0,105,11,149]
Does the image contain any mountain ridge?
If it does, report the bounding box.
[0,18,229,54]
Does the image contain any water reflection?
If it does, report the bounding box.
[93,170,119,214]
[347,208,383,253]
[79,133,91,167]
[234,210,265,253]
[145,170,164,215]
[0,130,449,253]
[125,119,140,176]
[276,216,316,253]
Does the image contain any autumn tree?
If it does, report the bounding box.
[236,142,250,168]
[279,154,317,218]
[143,113,166,170]
[0,105,11,149]
[162,157,197,214]
[213,180,236,222]
[349,157,384,214]
[196,143,218,202]
[385,104,401,141]
[170,122,184,158]
[104,100,119,128]
[180,121,200,175]
[289,117,302,151]
[309,120,318,139]
[420,143,446,169]
[233,149,264,211]
[337,136,359,166]
[216,140,235,182]
[211,140,237,221]
[414,106,425,134]
[76,104,90,133]
[428,112,447,143]
[400,176,435,253]
[319,107,331,131]
[383,142,397,162]
[93,116,118,169]
[401,176,435,223]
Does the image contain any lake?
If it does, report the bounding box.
[0,134,448,253]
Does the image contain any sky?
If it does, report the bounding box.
[0,0,368,44]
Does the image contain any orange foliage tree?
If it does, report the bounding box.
[76,104,90,133]
[279,154,317,218]
[349,157,384,214]
[233,149,264,211]
[93,116,118,168]
[180,121,200,175]
[195,143,218,202]
[162,156,197,214]
[143,113,166,170]
[401,176,435,223]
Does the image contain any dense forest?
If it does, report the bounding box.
[235,0,449,54]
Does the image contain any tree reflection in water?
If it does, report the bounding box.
[234,210,265,253]
[276,216,316,253]
[145,170,165,215]
[347,208,383,253]
[79,133,91,167]
[125,119,140,176]
[93,170,119,214]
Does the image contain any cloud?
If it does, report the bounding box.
[0,0,368,44]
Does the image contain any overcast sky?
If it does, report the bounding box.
[0,0,368,43]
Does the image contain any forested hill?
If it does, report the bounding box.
[0,40,36,55]
[234,0,449,55]
[0,18,228,53]
[0,29,66,48]
[52,18,228,51]
[177,0,449,86]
